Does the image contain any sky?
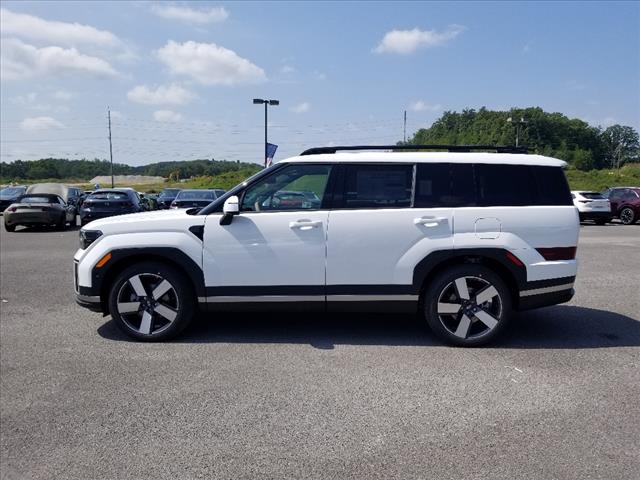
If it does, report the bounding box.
[1,1,639,166]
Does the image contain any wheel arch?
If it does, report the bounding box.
[95,248,205,313]
[412,248,526,307]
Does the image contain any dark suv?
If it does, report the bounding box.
[602,187,640,225]
[157,188,182,209]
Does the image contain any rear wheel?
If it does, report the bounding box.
[4,223,16,232]
[57,215,67,230]
[421,264,512,347]
[619,207,636,225]
[108,261,195,341]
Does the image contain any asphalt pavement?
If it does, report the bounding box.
[1,222,639,479]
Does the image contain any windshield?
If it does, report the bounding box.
[88,191,129,200]
[1,187,25,197]
[159,189,181,198]
[176,190,215,200]
[19,195,59,203]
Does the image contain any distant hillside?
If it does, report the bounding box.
[408,107,639,170]
[0,158,260,182]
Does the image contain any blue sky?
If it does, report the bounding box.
[1,1,639,166]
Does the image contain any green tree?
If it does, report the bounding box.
[600,125,640,168]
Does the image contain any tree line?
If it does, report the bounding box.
[0,158,258,181]
[407,107,639,170]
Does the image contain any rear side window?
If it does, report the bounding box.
[475,164,537,206]
[415,163,476,207]
[531,166,573,206]
[342,164,413,208]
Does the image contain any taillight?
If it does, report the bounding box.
[579,200,592,203]
[7,206,17,212]
[536,247,577,261]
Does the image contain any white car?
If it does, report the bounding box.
[74,146,579,346]
[571,190,612,224]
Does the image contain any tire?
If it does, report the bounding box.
[619,207,636,225]
[421,264,512,347]
[4,223,15,232]
[108,261,195,341]
[56,214,67,231]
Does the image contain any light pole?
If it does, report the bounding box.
[253,98,279,167]
[507,116,528,147]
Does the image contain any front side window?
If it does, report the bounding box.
[241,164,332,212]
[342,164,413,209]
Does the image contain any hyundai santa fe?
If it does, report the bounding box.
[74,145,579,346]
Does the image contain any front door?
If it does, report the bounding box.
[202,164,334,305]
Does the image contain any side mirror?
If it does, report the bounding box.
[220,196,239,225]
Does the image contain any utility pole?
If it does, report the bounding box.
[108,107,114,188]
[253,98,279,167]
[403,110,407,144]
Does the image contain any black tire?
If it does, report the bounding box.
[421,264,512,347]
[57,214,67,231]
[4,223,16,232]
[619,207,636,225]
[108,261,195,341]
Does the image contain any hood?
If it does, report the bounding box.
[81,208,205,235]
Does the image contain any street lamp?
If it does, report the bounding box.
[507,116,528,147]
[253,98,279,167]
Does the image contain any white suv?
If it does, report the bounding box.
[74,146,579,346]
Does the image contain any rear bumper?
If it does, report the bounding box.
[579,211,612,221]
[4,212,59,225]
[517,286,574,311]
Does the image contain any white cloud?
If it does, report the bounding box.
[409,100,441,112]
[291,102,310,113]
[110,110,124,120]
[0,8,119,47]
[127,84,195,105]
[280,65,296,74]
[52,90,73,101]
[312,71,327,81]
[151,4,229,25]
[374,25,465,55]
[153,109,183,122]
[20,116,65,131]
[1,38,118,80]
[157,40,266,86]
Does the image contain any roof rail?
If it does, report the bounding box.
[300,144,529,155]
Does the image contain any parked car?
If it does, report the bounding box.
[4,194,76,231]
[170,189,221,209]
[259,190,321,210]
[80,188,143,226]
[25,183,83,214]
[571,191,612,224]
[601,187,640,225]
[157,188,182,209]
[74,145,579,347]
[0,185,27,212]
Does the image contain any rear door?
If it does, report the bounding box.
[325,163,454,302]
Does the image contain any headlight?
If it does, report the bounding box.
[79,229,102,249]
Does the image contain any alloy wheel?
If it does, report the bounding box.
[620,208,634,225]
[436,276,503,340]
[116,273,179,335]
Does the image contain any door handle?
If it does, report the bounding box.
[414,216,446,227]
[289,220,322,230]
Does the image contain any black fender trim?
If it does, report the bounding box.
[90,247,206,300]
[412,248,528,293]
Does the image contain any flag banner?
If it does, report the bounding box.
[266,143,278,167]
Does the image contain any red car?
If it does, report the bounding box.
[602,187,640,225]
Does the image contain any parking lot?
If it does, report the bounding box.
[0,222,638,479]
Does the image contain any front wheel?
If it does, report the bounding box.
[421,265,512,347]
[108,261,195,341]
[619,207,636,225]
[4,223,16,232]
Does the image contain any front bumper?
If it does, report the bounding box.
[75,293,103,312]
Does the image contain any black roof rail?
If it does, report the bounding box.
[300,144,529,155]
